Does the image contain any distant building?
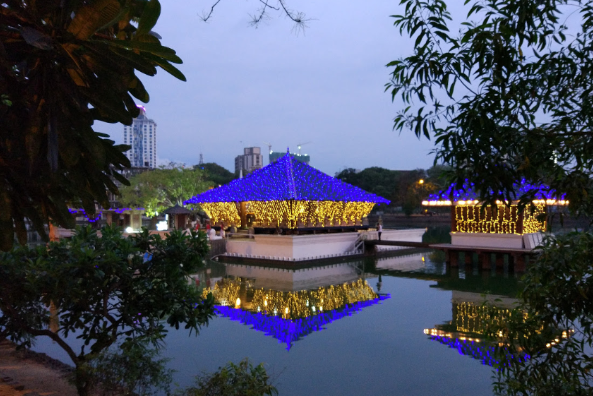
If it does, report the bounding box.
[123,105,157,168]
[269,151,310,165]
[235,147,263,175]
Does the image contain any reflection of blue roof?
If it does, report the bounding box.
[428,179,566,202]
[428,334,529,369]
[215,295,390,350]
[185,153,390,204]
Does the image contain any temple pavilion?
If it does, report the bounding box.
[185,152,390,230]
[422,179,568,250]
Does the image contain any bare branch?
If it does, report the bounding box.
[199,0,222,22]
[201,0,312,33]
[259,0,279,11]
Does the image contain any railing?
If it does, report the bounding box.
[209,238,227,258]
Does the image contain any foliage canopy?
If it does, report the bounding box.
[179,358,278,396]
[0,0,185,250]
[387,0,593,212]
[389,0,593,393]
[119,166,211,218]
[0,226,215,395]
[195,162,236,187]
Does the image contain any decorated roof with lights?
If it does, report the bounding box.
[216,295,390,350]
[185,152,390,205]
[423,179,568,206]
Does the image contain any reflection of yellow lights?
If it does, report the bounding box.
[206,278,377,319]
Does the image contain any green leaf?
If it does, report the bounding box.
[105,40,182,63]
[136,0,161,36]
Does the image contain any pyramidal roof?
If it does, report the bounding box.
[185,153,390,204]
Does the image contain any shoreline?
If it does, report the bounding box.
[0,338,77,396]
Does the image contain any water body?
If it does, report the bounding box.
[163,248,520,395]
[32,227,523,395]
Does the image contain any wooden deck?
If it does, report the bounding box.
[364,240,430,248]
[364,240,539,272]
[429,243,540,272]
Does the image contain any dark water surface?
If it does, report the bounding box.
[32,227,522,396]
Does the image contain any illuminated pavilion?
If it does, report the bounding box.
[185,152,390,230]
[422,180,568,249]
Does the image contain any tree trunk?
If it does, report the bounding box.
[74,363,92,396]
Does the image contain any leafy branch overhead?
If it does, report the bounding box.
[387,0,593,214]
[0,0,186,250]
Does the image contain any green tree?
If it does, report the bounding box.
[119,166,211,223]
[87,342,173,396]
[335,167,426,209]
[178,358,278,396]
[195,163,236,186]
[402,179,438,216]
[0,226,215,396]
[389,0,593,393]
[426,164,451,190]
[0,0,186,250]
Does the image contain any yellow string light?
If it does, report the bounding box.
[203,200,376,229]
[454,204,545,235]
[204,278,378,320]
[452,301,529,336]
[201,202,241,225]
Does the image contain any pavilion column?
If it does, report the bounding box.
[240,201,247,229]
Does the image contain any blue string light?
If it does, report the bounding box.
[68,208,145,222]
[215,294,390,350]
[185,153,390,205]
[428,179,566,202]
[428,334,529,368]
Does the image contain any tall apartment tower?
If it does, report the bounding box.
[235,147,263,175]
[123,105,157,168]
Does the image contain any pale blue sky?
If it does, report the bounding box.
[97,0,437,175]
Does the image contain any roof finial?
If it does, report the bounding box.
[286,147,290,154]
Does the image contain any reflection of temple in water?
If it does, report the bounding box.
[424,291,529,368]
[201,262,389,350]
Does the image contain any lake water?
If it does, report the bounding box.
[33,227,523,395]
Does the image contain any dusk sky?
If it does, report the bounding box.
[97,0,438,175]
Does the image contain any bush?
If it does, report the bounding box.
[179,359,278,396]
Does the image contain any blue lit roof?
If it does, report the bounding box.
[185,153,390,204]
[215,295,390,350]
[427,179,566,202]
[427,333,529,369]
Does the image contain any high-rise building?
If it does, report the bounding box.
[235,147,263,175]
[269,151,310,165]
[123,105,157,168]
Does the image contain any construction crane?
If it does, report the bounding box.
[296,142,311,155]
[263,142,273,154]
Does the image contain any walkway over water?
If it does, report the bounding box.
[365,239,538,272]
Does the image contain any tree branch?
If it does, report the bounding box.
[199,0,222,22]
